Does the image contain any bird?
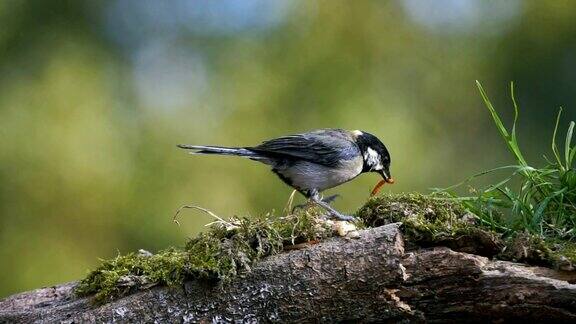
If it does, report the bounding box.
[177,129,392,221]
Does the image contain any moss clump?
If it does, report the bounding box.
[499,232,576,271]
[550,241,576,271]
[76,208,332,304]
[358,193,576,270]
[498,232,554,266]
[357,193,503,255]
[75,249,189,304]
[357,193,469,228]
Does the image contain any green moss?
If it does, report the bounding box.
[75,208,332,304]
[356,193,501,251]
[77,193,576,304]
[357,193,468,225]
[499,232,576,270]
[498,232,553,266]
[551,241,576,270]
[75,248,189,303]
[358,193,576,270]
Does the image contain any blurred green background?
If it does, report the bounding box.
[1,0,575,297]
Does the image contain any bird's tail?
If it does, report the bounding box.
[177,144,257,157]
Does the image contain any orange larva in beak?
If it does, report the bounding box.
[370,178,395,197]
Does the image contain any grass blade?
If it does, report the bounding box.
[440,83,576,241]
[532,196,552,233]
[552,108,564,170]
[566,120,575,168]
[476,81,527,166]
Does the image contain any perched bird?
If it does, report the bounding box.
[178,129,392,221]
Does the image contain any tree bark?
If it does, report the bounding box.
[1,223,576,323]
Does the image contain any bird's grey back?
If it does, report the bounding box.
[248,129,360,167]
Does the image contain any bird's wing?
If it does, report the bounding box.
[248,129,359,167]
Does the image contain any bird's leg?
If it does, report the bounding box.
[291,193,340,213]
[321,194,340,204]
[309,190,354,221]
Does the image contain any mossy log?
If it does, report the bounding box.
[2,223,576,323]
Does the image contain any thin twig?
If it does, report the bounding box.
[173,204,228,226]
[290,214,300,245]
[283,190,298,216]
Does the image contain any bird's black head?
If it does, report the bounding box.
[352,130,392,182]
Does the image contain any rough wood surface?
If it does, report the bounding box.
[1,223,576,323]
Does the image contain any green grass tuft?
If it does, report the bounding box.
[433,81,576,240]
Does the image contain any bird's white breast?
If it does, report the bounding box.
[279,156,364,192]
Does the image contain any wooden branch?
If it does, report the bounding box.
[1,224,576,323]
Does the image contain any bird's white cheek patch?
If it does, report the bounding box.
[364,147,382,170]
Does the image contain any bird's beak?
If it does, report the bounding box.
[378,169,394,184]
